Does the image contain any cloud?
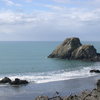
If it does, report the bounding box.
[44,4,66,11]
[0,10,37,24]
[52,0,69,3]
[25,0,33,2]
[2,0,21,6]
[0,0,100,41]
[0,7,100,41]
[52,0,100,9]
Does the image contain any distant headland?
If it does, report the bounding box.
[48,37,100,61]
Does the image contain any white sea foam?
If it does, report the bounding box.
[0,66,99,84]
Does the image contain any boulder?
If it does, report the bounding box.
[0,77,11,84]
[35,96,62,100]
[90,69,100,73]
[48,37,82,59]
[10,78,29,85]
[35,96,48,100]
[71,45,97,60]
[64,95,80,100]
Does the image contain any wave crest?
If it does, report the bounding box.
[0,67,99,84]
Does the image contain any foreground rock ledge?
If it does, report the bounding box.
[48,37,100,61]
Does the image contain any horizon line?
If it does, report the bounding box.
[0,40,99,42]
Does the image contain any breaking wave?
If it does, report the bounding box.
[0,66,99,84]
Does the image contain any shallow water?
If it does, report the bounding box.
[0,41,100,83]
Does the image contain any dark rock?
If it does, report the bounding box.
[48,37,100,61]
[97,80,100,91]
[90,69,100,73]
[35,96,62,100]
[97,80,100,86]
[48,37,82,59]
[35,96,48,100]
[10,78,29,85]
[71,45,97,60]
[0,77,11,84]
[65,95,80,100]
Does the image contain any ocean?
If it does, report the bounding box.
[0,41,100,83]
[0,41,100,100]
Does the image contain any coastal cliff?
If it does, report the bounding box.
[48,37,100,61]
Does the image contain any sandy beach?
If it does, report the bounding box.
[0,75,99,100]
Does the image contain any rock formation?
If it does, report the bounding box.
[90,69,100,73]
[48,37,100,61]
[48,37,82,59]
[71,45,97,60]
[35,96,48,100]
[10,78,29,85]
[0,77,29,85]
[0,77,11,83]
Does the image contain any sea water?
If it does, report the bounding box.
[0,41,100,83]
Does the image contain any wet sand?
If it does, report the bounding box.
[0,75,99,100]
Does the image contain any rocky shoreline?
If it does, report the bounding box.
[0,76,99,100]
[35,80,100,100]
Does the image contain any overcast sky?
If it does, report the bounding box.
[0,0,100,41]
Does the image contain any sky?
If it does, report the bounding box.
[0,0,100,41]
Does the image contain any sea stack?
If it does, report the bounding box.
[48,37,100,61]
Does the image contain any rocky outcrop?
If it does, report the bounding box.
[48,37,82,59]
[0,77,29,85]
[48,37,100,61]
[35,96,48,100]
[10,78,28,85]
[90,69,100,73]
[97,80,100,91]
[0,77,11,84]
[71,45,97,60]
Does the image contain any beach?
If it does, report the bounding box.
[0,75,99,100]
